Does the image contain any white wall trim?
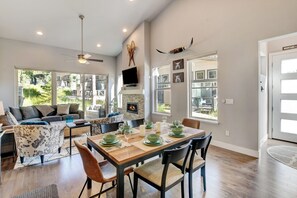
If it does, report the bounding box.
[211,140,259,158]
[259,133,268,149]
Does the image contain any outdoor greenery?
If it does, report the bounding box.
[157,103,170,114]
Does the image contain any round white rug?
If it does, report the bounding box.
[267,145,297,170]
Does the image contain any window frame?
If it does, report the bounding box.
[152,65,171,115]
[188,54,219,122]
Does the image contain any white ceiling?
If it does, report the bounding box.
[0,0,173,56]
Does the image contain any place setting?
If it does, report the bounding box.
[168,120,186,138]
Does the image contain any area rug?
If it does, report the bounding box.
[12,184,59,198]
[267,145,297,169]
[13,135,87,169]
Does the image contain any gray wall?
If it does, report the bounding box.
[0,38,116,110]
[150,0,297,152]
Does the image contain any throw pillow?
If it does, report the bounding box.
[6,111,19,125]
[20,106,39,120]
[9,107,23,121]
[69,103,79,113]
[57,104,70,115]
[0,115,13,126]
[35,105,55,117]
[20,121,49,125]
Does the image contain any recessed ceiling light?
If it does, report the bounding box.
[123,28,128,33]
[36,31,43,36]
[129,0,134,2]
[97,44,101,47]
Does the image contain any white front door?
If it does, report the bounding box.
[272,50,297,142]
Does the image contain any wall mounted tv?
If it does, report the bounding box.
[122,67,138,86]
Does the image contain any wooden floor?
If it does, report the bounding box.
[1,139,297,198]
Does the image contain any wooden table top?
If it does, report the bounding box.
[87,127,205,165]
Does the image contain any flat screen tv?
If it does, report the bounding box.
[122,67,138,86]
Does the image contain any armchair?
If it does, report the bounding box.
[13,124,64,164]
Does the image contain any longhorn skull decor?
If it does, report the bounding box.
[156,37,193,54]
[127,40,136,66]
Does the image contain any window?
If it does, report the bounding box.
[17,70,52,106]
[17,69,108,119]
[153,65,171,114]
[56,72,83,110]
[189,54,218,120]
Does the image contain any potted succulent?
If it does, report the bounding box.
[119,122,132,134]
[170,120,184,135]
[145,120,153,129]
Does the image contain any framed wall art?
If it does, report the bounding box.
[207,69,217,80]
[173,72,184,83]
[195,70,205,80]
[173,59,184,70]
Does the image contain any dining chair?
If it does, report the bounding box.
[173,133,212,198]
[74,141,134,198]
[99,121,124,133]
[127,118,144,128]
[133,142,192,198]
[182,118,200,129]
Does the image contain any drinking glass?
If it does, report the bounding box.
[124,130,131,143]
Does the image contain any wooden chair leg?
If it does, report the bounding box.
[201,166,206,191]
[188,171,193,198]
[161,190,166,198]
[40,155,44,164]
[78,179,88,198]
[98,183,104,198]
[133,174,138,198]
[128,174,134,192]
[181,180,185,198]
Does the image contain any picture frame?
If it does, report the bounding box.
[158,74,169,83]
[173,72,184,83]
[207,69,217,80]
[173,59,184,70]
[195,70,205,80]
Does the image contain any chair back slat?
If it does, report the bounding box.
[100,122,124,133]
[74,141,105,182]
[127,118,144,128]
[182,118,200,129]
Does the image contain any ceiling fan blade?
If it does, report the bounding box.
[84,54,91,59]
[86,58,104,63]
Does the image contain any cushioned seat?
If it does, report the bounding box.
[41,116,62,123]
[134,158,183,187]
[19,118,41,123]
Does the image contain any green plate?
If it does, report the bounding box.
[143,138,163,146]
[168,133,185,138]
[100,139,120,147]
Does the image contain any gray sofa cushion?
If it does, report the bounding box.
[41,116,62,123]
[9,107,23,121]
[69,104,79,113]
[20,106,40,120]
[19,118,41,124]
[57,104,70,115]
[62,114,80,120]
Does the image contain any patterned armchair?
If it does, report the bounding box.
[14,124,65,164]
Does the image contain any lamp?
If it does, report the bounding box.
[0,101,4,116]
[78,54,87,64]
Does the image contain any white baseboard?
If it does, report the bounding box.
[211,140,259,158]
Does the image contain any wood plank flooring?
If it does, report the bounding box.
[1,139,297,198]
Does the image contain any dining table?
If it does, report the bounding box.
[87,125,205,198]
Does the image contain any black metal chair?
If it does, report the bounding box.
[127,118,144,128]
[99,122,124,133]
[133,142,192,198]
[174,133,212,198]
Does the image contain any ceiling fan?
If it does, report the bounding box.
[77,15,103,64]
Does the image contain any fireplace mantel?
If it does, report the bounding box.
[119,86,144,95]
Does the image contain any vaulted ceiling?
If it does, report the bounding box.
[0,0,173,56]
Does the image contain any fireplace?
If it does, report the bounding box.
[127,102,138,114]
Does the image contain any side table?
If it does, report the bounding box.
[66,122,92,155]
[0,130,6,184]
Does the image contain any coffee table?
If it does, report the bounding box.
[66,122,92,155]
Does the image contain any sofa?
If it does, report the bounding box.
[9,104,84,123]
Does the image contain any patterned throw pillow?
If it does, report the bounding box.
[9,107,23,121]
[35,105,55,117]
[57,104,70,115]
[20,106,39,120]
[6,111,19,125]
[69,103,79,113]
